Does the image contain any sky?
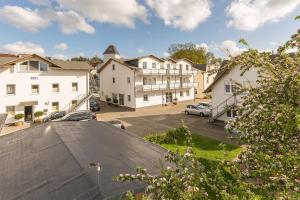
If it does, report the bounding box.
[0,0,299,60]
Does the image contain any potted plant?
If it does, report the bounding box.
[173,98,178,105]
[106,97,112,105]
[34,111,44,123]
[113,99,119,107]
[14,113,24,126]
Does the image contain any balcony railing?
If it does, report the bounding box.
[138,69,197,75]
[136,82,199,91]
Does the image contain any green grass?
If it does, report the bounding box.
[148,133,242,161]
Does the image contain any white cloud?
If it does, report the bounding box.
[226,0,300,31]
[0,6,50,32]
[2,41,45,55]
[270,42,277,46]
[163,52,170,57]
[146,0,211,31]
[28,0,51,6]
[56,0,148,28]
[137,49,144,54]
[54,42,68,51]
[196,43,209,52]
[220,40,246,57]
[45,10,95,34]
[52,54,68,60]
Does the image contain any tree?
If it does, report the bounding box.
[225,29,300,199]
[70,56,89,62]
[167,43,207,64]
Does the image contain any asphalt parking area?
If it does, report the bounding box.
[96,100,237,145]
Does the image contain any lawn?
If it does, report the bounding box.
[145,131,242,161]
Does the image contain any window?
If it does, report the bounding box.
[186,90,190,96]
[226,110,232,117]
[143,77,147,85]
[127,77,130,84]
[52,102,59,112]
[72,100,77,107]
[143,94,148,101]
[206,77,209,84]
[29,61,39,71]
[195,89,198,95]
[113,77,115,83]
[72,82,78,92]
[112,64,115,70]
[231,84,237,93]
[226,110,237,118]
[167,63,171,70]
[225,82,231,93]
[6,106,15,116]
[19,61,28,72]
[179,64,182,70]
[142,62,147,69]
[52,84,59,93]
[10,66,14,73]
[128,95,131,102]
[152,77,156,84]
[6,84,15,95]
[40,62,48,71]
[186,65,189,70]
[180,91,183,97]
[31,85,39,94]
[152,62,156,69]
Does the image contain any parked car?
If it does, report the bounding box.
[90,101,101,112]
[185,105,211,117]
[107,120,125,129]
[43,111,66,122]
[198,102,212,108]
[53,110,96,121]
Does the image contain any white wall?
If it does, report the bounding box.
[0,59,89,124]
[204,63,219,89]
[99,60,136,108]
[211,65,258,121]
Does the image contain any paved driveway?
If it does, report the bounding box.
[96,100,237,145]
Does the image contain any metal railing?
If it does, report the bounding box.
[209,95,237,122]
[138,69,197,75]
[136,82,199,91]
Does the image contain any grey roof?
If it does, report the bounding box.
[103,45,120,55]
[193,64,207,71]
[0,121,168,200]
[51,60,93,70]
[0,114,7,132]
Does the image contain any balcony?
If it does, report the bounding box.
[136,82,199,92]
[138,68,197,76]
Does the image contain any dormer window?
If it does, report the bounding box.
[18,60,48,72]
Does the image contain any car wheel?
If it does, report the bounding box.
[199,112,204,117]
[185,111,189,115]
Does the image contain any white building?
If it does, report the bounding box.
[0,54,92,124]
[203,63,219,90]
[204,62,258,122]
[98,45,199,109]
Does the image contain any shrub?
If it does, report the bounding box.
[106,97,112,102]
[113,99,118,104]
[34,111,44,118]
[14,113,24,120]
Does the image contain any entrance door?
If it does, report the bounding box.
[119,94,124,106]
[165,92,173,103]
[24,106,33,121]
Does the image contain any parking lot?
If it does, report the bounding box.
[97,100,236,144]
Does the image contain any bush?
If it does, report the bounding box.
[14,113,24,120]
[145,124,189,144]
[34,111,44,118]
[106,97,112,102]
[113,99,118,104]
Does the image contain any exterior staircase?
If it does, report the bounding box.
[209,95,237,123]
[68,92,95,113]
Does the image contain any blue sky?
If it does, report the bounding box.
[0,0,299,59]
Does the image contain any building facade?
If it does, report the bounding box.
[98,46,199,109]
[204,63,258,122]
[0,54,92,124]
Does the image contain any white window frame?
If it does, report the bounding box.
[152,62,156,69]
[31,84,39,94]
[6,84,16,95]
[52,83,60,93]
[142,62,147,69]
[143,94,149,102]
[186,90,190,96]
[72,82,78,92]
[52,102,59,112]
[127,77,130,84]
[128,95,131,102]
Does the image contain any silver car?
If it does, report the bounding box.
[185,105,211,117]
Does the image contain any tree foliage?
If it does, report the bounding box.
[168,43,207,64]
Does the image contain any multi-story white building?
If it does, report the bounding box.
[204,62,258,122]
[98,45,199,109]
[0,54,92,124]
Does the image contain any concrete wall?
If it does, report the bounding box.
[211,65,258,121]
[0,59,89,124]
